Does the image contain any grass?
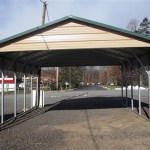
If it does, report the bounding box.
[3,89,31,95]
[102,85,121,90]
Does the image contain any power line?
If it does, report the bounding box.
[40,0,45,3]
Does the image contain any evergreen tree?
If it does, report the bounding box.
[127,17,150,36]
[137,17,150,36]
[59,67,85,89]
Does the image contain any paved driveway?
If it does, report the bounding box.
[0,88,150,150]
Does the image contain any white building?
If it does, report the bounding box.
[0,78,15,92]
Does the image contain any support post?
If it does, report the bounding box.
[38,69,41,106]
[146,71,150,120]
[125,68,128,106]
[138,68,141,115]
[124,65,128,107]
[14,72,17,117]
[36,68,41,107]
[31,75,33,109]
[1,71,4,124]
[131,70,134,111]
[121,78,123,99]
[24,74,26,112]
[69,67,71,89]
[121,66,124,105]
[56,67,59,90]
[36,76,38,107]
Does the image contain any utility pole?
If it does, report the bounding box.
[69,67,71,89]
[56,67,59,90]
[37,0,47,107]
[41,0,47,25]
[40,0,59,90]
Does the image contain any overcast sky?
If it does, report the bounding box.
[0,0,150,40]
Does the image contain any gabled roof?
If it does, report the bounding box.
[0,15,150,46]
[0,15,150,74]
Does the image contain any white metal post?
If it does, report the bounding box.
[147,71,150,120]
[24,74,26,112]
[31,76,33,109]
[1,71,4,124]
[121,83,123,98]
[138,69,141,115]
[36,77,39,107]
[43,91,44,107]
[125,66,128,106]
[126,83,128,106]
[121,66,124,106]
[131,72,134,111]
[14,72,17,117]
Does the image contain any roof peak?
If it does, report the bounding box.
[69,15,73,18]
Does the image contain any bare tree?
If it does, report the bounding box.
[41,68,56,87]
[127,19,139,32]
[108,66,121,85]
[99,66,121,85]
[83,66,100,84]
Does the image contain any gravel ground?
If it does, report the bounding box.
[0,89,150,150]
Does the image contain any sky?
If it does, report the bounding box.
[0,0,150,40]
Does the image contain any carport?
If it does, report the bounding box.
[0,15,150,123]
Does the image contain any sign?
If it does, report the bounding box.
[65,82,69,86]
[0,78,14,84]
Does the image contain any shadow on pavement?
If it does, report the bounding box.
[47,97,122,111]
[0,96,149,131]
[0,104,54,131]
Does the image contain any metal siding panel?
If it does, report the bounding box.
[15,34,132,44]
[1,22,149,52]
[1,40,150,52]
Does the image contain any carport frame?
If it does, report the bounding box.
[0,15,150,123]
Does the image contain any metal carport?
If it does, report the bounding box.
[0,15,150,123]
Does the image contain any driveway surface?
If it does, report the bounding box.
[0,85,150,150]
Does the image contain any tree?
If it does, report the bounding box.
[99,70,108,85]
[99,66,121,85]
[59,67,85,89]
[82,66,100,84]
[127,19,139,32]
[41,68,56,89]
[127,17,150,36]
[137,17,150,36]
[108,66,121,85]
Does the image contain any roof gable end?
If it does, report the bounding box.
[0,15,150,48]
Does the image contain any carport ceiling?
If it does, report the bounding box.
[0,15,150,73]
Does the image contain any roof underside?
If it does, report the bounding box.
[0,16,150,74]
